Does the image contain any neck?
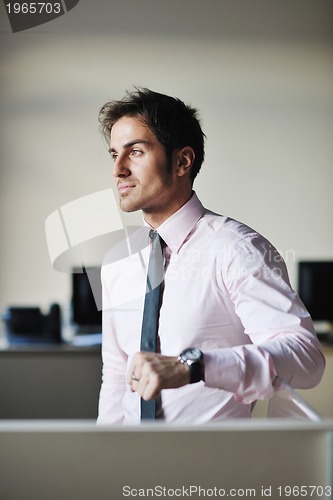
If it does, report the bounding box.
[143,191,193,229]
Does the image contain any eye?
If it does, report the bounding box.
[110,152,118,161]
[131,149,143,157]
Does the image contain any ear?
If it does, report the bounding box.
[174,146,195,177]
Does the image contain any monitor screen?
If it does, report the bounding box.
[71,267,102,329]
[298,261,333,322]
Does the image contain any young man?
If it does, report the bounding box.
[97,88,325,424]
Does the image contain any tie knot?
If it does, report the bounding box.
[149,229,159,241]
[149,229,166,251]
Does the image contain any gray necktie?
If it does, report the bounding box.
[140,229,164,420]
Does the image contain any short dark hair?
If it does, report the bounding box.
[98,88,206,183]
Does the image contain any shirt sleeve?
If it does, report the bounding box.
[97,266,127,425]
[204,233,325,404]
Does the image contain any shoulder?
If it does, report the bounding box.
[200,208,266,248]
[198,208,283,272]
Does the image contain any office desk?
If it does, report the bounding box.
[0,420,332,500]
[0,343,102,419]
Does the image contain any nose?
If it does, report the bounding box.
[113,153,131,179]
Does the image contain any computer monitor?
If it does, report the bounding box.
[298,261,333,322]
[71,267,102,333]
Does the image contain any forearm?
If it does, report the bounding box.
[97,377,126,425]
[97,350,127,424]
[98,313,127,424]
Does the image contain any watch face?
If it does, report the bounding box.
[179,348,204,384]
[184,348,201,361]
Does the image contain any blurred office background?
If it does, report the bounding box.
[0,0,332,417]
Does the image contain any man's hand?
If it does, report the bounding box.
[127,352,190,400]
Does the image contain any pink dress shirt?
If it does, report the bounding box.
[97,193,325,424]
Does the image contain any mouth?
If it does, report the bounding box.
[118,183,136,195]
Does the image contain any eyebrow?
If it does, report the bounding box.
[108,139,151,154]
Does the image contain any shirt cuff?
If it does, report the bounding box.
[203,346,278,404]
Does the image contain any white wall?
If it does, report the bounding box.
[0,1,332,315]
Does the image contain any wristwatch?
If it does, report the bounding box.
[178,347,205,384]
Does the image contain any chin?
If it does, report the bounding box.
[120,200,141,213]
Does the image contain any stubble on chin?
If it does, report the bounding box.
[118,194,140,213]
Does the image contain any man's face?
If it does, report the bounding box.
[110,116,175,217]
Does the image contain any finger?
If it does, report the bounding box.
[130,376,139,393]
[135,370,150,397]
[126,353,143,385]
[128,373,141,393]
[141,372,162,401]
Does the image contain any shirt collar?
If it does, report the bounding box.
[154,192,205,253]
